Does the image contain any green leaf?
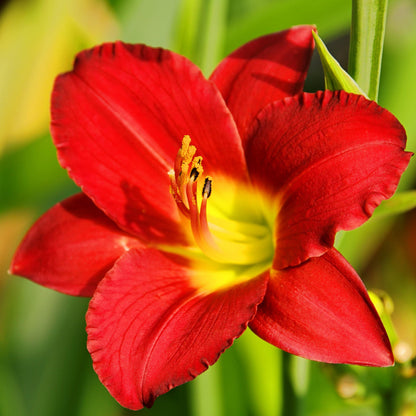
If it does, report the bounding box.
[348,0,388,101]
[199,0,228,75]
[190,363,225,416]
[172,0,228,74]
[336,192,416,270]
[368,290,398,347]
[335,2,416,273]
[372,191,416,219]
[236,330,282,416]
[312,31,367,96]
[288,356,310,398]
[173,0,204,58]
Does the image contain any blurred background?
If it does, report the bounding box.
[1,0,415,415]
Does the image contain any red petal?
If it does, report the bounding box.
[250,249,393,366]
[86,248,268,410]
[10,194,140,296]
[246,91,412,268]
[51,42,247,243]
[210,25,315,141]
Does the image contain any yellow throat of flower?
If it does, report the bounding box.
[167,135,276,270]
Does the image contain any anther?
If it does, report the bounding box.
[180,135,192,158]
[189,156,203,182]
[191,156,203,170]
[190,167,200,182]
[202,177,212,198]
[175,135,196,184]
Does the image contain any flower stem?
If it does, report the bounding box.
[281,352,309,416]
[348,0,389,101]
[381,391,396,416]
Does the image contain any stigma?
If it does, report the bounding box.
[168,136,274,266]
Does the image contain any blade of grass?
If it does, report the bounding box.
[190,363,224,416]
[236,330,282,416]
[348,0,389,101]
[338,1,416,272]
[371,190,416,219]
[199,0,228,75]
[172,0,203,59]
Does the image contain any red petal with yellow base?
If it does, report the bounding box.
[246,90,411,268]
[86,248,268,410]
[10,194,140,296]
[51,42,247,245]
[250,248,393,366]
[210,25,315,141]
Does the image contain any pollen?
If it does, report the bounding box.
[175,135,197,190]
[179,135,192,158]
[168,135,274,266]
[190,156,203,182]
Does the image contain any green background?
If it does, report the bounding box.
[1,0,416,415]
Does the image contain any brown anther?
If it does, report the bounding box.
[190,167,200,182]
[202,177,212,198]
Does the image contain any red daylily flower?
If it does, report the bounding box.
[10,26,412,410]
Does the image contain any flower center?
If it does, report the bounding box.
[168,136,275,266]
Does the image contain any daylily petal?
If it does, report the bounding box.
[51,42,247,243]
[210,25,315,142]
[250,249,393,366]
[10,194,140,296]
[246,90,412,268]
[86,248,268,410]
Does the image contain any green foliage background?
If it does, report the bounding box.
[1,0,415,415]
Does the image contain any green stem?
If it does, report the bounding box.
[381,391,396,416]
[281,353,308,416]
[190,364,224,416]
[199,0,228,75]
[282,352,298,415]
[348,0,389,101]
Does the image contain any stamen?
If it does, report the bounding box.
[190,156,203,175]
[168,135,274,266]
[199,177,217,249]
[179,145,196,180]
[175,135,196,186]
[183,145,196,166]
[168,169,190,217]
[170,137,228,262]
[189,167,200,182]
[180,135,191,157]
[186,173,201,243]
[202,177,212,198]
